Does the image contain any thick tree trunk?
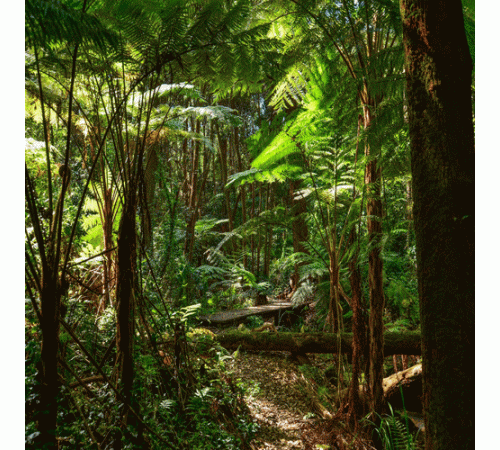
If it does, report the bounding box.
[37,268,62,449]
[400,2,474,449]
[33,166,72,448]
[214,330,421,356]
[114,192,138,447]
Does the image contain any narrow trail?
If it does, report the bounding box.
[227,351,334,450]
[204,302,378,449]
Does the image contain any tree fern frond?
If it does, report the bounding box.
[175,105,242,127]
[251,131,298,169]
[26,0,118,51]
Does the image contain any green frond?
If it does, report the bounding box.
[176,105,242,127]
[226,168,261,188]
[251,132,298,169]
[26,0,118,51]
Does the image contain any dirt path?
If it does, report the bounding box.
[228,351,331,450]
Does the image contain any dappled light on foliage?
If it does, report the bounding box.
[25,0,474,448]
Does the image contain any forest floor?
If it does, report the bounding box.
[227,350,376,450]
[228,350,320,450]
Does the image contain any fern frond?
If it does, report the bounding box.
[26,0,118,51]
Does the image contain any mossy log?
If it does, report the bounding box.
[214,330,421,356]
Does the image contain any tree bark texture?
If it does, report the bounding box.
[115,192,138,440]
[214,330,421,357]
[400,1,474,449]
[37,266,62,449]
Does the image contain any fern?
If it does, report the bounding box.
[26,0,118,51]
[368,404,420,450]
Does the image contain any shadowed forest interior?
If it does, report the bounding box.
[24,1,475,449]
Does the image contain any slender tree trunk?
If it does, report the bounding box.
[142,145,159,248]
[347,228,367,425]
[400,2,474,449]
[405,179,413,252]
[250,182,256,273]
[234,126,248,269]
[264,184,272,278]
[289,180,309,292]
[325,256,340,333]
[256,184,262,279]
[101,186,114,309]
[348,114,368,425]
[216,123,234,234]
[363,101,386,415]
[184,120,201,262]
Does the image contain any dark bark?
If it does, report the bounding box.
[37,268,62,449]
[114,192,138,446]
[400,1,474,449]
[28,149,72,449]
[214,330,421,356]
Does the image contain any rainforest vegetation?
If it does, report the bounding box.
[25,1,474,449]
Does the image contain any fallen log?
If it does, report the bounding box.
[214,330,421,356]
[199,302,307,326]
[338,364,423,413]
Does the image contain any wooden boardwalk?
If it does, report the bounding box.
[199,302,298,326]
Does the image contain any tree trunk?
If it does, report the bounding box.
[400,1,474,449]
[101,185,114,309]
[114,191,138,446]
[184,119,201,262]
[325,257,340,333]
[37,266,62,449]
[347,228,368,423]
[32,164,72,449]
[142,145,159,248]
[234,127,248,269]
[289,179,309,291]
[214,330,421,356]
[363,101,386,415]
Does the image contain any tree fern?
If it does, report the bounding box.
[26,0,118,51]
